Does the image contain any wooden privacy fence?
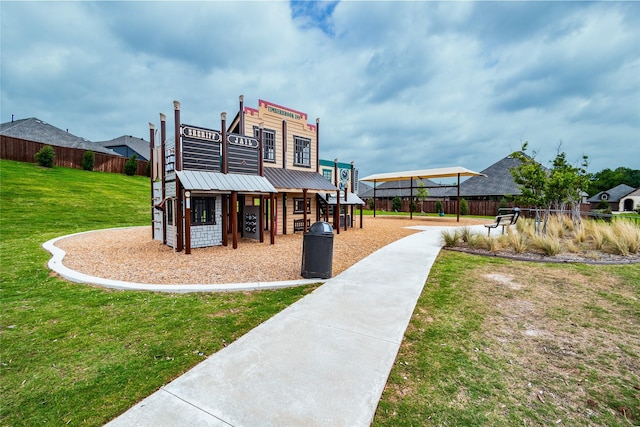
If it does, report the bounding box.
[374,199,506,216]
[1,136,148,176]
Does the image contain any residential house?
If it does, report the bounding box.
[587,184,638,212]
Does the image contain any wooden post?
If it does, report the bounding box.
[149,122,155,238]
[270,192,275,244]
[221,112,227,174]
[336,189,340,235]
[174,101,183,252]
[222,194,228,247]
[373,180,377,218]
[184,191,191,254]
[303,188,308,233]
[259,195,265,243]
[231,191,238,249]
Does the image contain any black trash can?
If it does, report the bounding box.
[301,221,334,279]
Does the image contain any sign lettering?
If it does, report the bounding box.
[182,125,222,142]
[227,134,259,148]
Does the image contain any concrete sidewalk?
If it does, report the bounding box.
[105,225,465,427]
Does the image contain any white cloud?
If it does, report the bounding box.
[1,1,638,178]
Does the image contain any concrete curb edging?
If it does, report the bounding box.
[42,228,326,293]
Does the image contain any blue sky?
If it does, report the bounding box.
[1,1,638,179]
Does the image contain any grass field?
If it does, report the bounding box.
[2,159,638,426]
[0,160,317,425]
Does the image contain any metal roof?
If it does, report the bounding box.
[360,166,485,182]
[176,170,277,193]
[263,167,338,192]
[317,192,365,206]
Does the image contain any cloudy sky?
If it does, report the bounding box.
[1,1,639,179]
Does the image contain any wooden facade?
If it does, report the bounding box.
[153,96,340,253]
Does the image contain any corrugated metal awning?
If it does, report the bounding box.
[317,192,365,206]
[263,168,338,192]
[176,170,277,193]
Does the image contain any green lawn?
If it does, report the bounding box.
[0,160,317,426]
[2,159,638,426]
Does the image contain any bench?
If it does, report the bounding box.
[484,208,520,236]
[293,218,310,233]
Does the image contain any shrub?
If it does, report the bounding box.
[124,154,138,176]
[145,161,151,177]
[82,150,95,171]
[435,200,443,214]
[368,198,375,210]
[392,195,402,212]
[35,145,55,168]
[460,198,469,216]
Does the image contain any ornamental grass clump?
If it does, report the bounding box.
[531,234,562,256]
[441,229,460,247]
[506,230,528,254]
[612,219,640,254]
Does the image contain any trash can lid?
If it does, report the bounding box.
[307,221,333,234]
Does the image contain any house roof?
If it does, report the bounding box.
[0,117,118,155]
[358,178,450,199]
[449,153,539,197]
[176,170,277,194]
[263,167,338,192]
[95,135,151,160]
[587,184,636,203]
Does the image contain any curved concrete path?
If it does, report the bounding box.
[100,224,485,427]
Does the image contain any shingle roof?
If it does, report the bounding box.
[263,167,338,192]
[0,118,118,155]
[95,135,151,160]
[358,178,449,199]
[587,184,635,203]
[449,153,543,197]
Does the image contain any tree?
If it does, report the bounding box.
[511,142,590,235]
[416,181,429,213]
[82,150,95,171]
[510,143,548,234]
[124,154,138,176]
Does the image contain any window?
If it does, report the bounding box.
[294,136,311,167]
[167,199,174,225]
[293,198,311,214]
[254,127,276,162]
[192,197,216,225]
[322,168,332,182]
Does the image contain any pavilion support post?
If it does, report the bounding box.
[221,195,228,246]
[410,177,414,220]
[457,173,461,222]
[360,204,363,228]
[373,180,377,217]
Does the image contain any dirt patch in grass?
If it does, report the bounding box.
[473,263,638,424]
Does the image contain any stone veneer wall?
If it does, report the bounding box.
[190,197,223,248]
